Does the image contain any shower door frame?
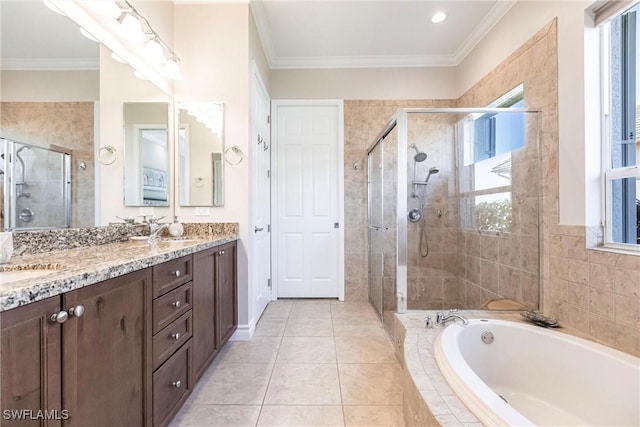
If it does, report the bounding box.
[1,138,72,231]
[367,107,542,315]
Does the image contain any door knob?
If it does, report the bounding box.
[254,226,264,233]
[49,311,68,324]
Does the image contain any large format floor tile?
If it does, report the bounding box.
[264,363,342,405]
[172,299,404,427]
[257,405,345,427]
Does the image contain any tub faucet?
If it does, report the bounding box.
[436,309,469,326]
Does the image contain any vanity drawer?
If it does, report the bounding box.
[153,255,192,298]
[153,282,192,334]
[153,311,193,371]
[153,341,192,427]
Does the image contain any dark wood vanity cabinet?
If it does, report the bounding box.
[0,270,152,427]
[61,269,153,427]
[0,240,237,427]
[191,241,238,382]
[1,296,62,427]
[216,242,238,349]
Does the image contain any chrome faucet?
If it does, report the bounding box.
[436,309,469,326]
[143,216,168,243]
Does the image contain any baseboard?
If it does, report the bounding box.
[229,320,256,341]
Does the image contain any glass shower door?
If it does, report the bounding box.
[368,142,384,318]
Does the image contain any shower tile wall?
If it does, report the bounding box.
[406,113,462,310]
[457,19,639,356]
[343,100,454,302]
[1,102,95,228]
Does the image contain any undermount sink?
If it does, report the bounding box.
[0,264,63,284]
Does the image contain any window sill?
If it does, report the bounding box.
[589,245,640,257]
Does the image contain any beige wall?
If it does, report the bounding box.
[0,71,99,102]
[271,67,457,100]
[174,3,252,330]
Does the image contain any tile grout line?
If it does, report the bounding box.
[330,303,347,427]
[254,307,290,426]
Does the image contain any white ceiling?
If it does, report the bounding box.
[0,1,99,71]
[250,0,517,69]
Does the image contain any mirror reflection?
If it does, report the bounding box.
[123,102,170,207]
[0,0,99,230]
[177,102,224,206]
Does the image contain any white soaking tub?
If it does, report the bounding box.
[434,319,640,426]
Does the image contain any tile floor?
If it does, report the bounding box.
[170,300,405,427]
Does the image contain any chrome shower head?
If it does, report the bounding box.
[425,167,440,183]
[411,144,427,162]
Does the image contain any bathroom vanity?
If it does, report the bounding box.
[0,236,237,427]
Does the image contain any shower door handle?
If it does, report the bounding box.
[254,226,264,233]
[367,225,382,230]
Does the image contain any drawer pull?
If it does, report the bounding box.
[171,300,181,309]
[171,332,181,341]
[171,380,181,389]
[172,270,181,277]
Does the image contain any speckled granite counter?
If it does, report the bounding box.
[394,311,591,427]
[0,233,238,312]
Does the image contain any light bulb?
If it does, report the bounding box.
[119,13,146,43]
[86,0,121,19]
[143,38,165,63]
[163,58,182,80]
[431,12,447,23]
[79,27,98,42]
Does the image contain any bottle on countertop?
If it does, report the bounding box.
[168,216,184,237]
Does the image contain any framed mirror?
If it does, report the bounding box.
[177,102,224,206]
[123,102,170,207]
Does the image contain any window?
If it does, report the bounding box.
[602,4,640,248]
[458,85,525,233]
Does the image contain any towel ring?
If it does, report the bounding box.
[224,145,243,165]
[97,145,117,166]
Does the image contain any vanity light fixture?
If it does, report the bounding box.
[85,0,121,19]
[110,52,127,64]
[143,37,165,63]
[118,12,146,43]
[133,69,149,81]
[431,11,447,23]
[163,56,182,80]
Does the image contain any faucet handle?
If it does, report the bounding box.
[449,308,459,313]
[424,315,433,329]
[143,215,166,225]
[436,312,445,324]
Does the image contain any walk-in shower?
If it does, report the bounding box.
[0,138,71,230]
[367,108,541,330]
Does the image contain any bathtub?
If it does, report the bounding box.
[434,319,640,426]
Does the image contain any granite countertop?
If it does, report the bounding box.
[0,234,238,312]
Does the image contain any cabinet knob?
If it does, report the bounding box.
[49,311,68,324]
[171,332,180,341]
[172,270,181,277]
[171,300,181,309]
[68,305,84,317]
[171,380,181,389]
[220,250,225,255]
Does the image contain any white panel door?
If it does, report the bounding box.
[273,102,342,298]
[251,64,272,321]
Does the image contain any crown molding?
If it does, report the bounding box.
[270,54,458,70]
[0,58,99,71]
[251,0,518,70]
[452,0,518,64]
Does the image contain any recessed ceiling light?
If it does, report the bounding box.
[431,12,447,24]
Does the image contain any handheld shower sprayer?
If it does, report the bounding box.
[425,166,440,183]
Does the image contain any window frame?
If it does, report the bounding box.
[601,6,640,251]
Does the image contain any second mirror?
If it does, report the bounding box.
[177,102,224,207]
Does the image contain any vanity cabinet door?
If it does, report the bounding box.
[61,269,152,427]
[216,241,237,348]
[192,247,217,382]
[0,297,62,427]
